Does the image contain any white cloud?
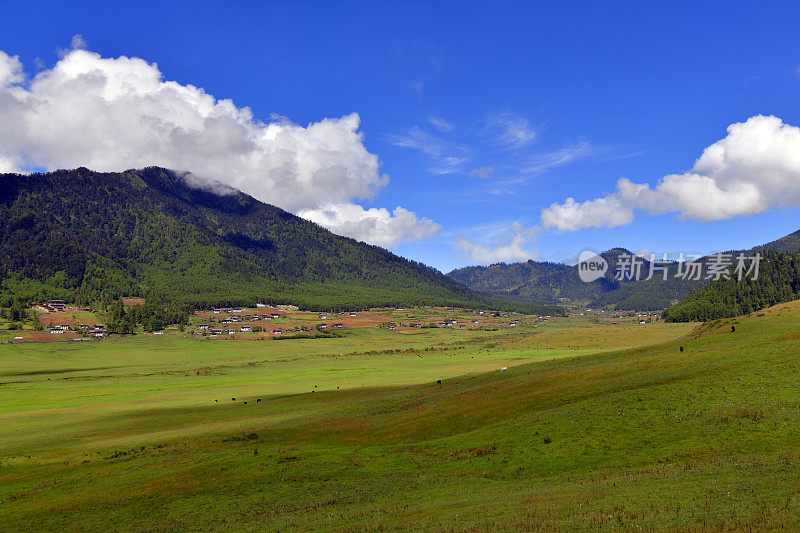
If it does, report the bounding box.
[299,203,440,247]
[523,141,602,175]
[383,126,470,174]
[541,115,800,231]
[71,34,87,50]
[541,194,635,231]
[455,222,540,264]
[57,34,87,58]
[0,52,24,87]
[0,47,438,247]
[470,166,495,179]
[484,112,537,151]
[427,115,454,132]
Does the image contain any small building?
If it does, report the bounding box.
[240,325,252,332]
[198,324,210,330]
[47,300,67,311]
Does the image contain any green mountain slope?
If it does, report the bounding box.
[663,250,800,321]
[0,167,558,312]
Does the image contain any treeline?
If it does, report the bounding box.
[107,299,189,334]
[663,251,800,322]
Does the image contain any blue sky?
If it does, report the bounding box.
[3,1,800,272]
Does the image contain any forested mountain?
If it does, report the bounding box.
[448,249,705,310]
[663,251,800,322]
[449,231,800,312]
[0,167,559,313]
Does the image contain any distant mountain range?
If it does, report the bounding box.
[0,167,559,313]
[448,233,800,311]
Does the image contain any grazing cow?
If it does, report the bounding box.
[679,346,684,353]
[436,379,442,384]
[731,325,736,332]
[214,400,218,403]
[243,401,247,404]
[501,367,508,371]
[232,398,236,401]
[256,398,261,402]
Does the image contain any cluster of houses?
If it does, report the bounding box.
[196,322,343,337]
[49,323,106,337]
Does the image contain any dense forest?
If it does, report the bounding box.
[662,251,800,322]
[0,167,560,314]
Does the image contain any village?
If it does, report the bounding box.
[0,297,668,344]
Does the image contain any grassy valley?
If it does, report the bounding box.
[3,300,800,529]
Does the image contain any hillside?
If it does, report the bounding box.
[663,250,800,321]
[0,167,557,312]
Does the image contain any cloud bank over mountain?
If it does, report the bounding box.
[0,44,437,247]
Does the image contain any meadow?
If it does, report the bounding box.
[4,305,798,530]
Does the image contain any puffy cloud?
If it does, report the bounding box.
[541,115,800,231]
[0,47,437,247]
[299,203,440,247]
[541,194,635,231]
[0,52,24,87]
[455,223,540,264]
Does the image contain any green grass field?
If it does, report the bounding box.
[3,306,798,530]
